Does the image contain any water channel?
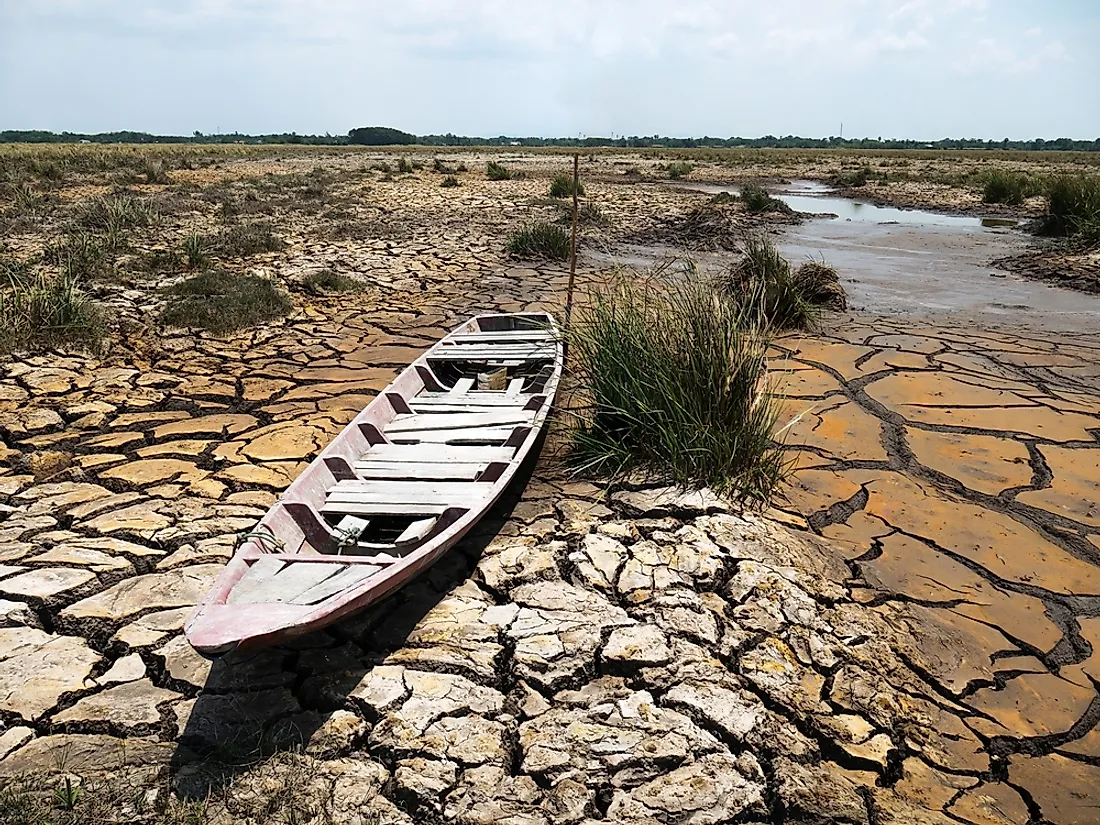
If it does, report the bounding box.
[673,181,1100,333]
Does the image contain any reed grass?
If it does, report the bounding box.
[506,222,571,260]
[981,170,1042,205]
[566,267,787,501]
[1041,175,1100,246]
[486,161,512,181]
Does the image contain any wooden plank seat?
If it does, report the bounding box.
[326,480,497,504]
[427,345,557,361]
[354,444,515,463]
[385,426,520,444]
[447,330,557,343]
[387,411,535,433]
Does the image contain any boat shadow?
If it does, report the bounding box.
[170,432,551,798]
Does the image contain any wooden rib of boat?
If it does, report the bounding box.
[184,312,562,657]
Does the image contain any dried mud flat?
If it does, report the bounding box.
[1,150,1099,824]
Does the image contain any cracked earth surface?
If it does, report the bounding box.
[1,153,1099,823]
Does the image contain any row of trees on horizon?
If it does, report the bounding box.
[1,126,1097,152]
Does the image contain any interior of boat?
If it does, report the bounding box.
[223,313,560,606]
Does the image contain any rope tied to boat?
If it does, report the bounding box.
[234,528,284,554]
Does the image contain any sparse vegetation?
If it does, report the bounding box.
[834,166,871,187]
[1040,175,1100,246]
[486,161,512,181]
[43,233,113,281]
[396,156,413,174]
[506,222,571,260]
[440,175,460,188]
[161,270,292,333]
[739,183,792,214]
[557,201,607,228]
[549,172,585,199]
[567,267,786,501]
[76,193,155,232]
[432,157,453,173]
[301,269,366,296]
[720,236,845,330]
[1,258,105,352]
[215,223,286,257]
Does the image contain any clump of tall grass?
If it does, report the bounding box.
[720,236,845,330]
[1040,175,1100,246]
[739,183,792,214]
[396,156,413,174]
[486,161,512,181]
[566,268,786,501]
[440,175,460,188]
[982,170,1040,205]
[663,161,694,180]
[0,262,105,352]
[182,233,212,269]
[215,223,286,257]
[549,172,585,199]
[505,222,571,260]
[160,270,291,333]
[432,157,454,174]
[143,158,170,184]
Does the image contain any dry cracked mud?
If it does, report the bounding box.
[1,151,1099,824]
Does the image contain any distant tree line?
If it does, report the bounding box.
[2,127,1097,152]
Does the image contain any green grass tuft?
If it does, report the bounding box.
[982,170,1040,205]
[215,223,286,257]
[76,193,154,232]
[566,268,787,501]
[739,183,792,214]
[505,222,571,260]
[1,258,105,352]
[720,236,844,330]
[42,233,113,281]
[301,269,366,296]
[182,233,212,269]
[486,161,512,181]
[1040,175,1100,246]
[664,161,694,180]
[396,156,413,174]
[440,175,460,188]
[143,158,170,184]
[549,172,585,199]
[161,270,292,333]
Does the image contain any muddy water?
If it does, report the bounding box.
[676,181,1100,333]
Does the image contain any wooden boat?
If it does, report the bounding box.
[185,312,562,657]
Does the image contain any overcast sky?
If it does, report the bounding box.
[2,0,1097,140]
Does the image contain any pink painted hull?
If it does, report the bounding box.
[184,312,562,657]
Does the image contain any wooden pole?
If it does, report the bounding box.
[565,152,580,331]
